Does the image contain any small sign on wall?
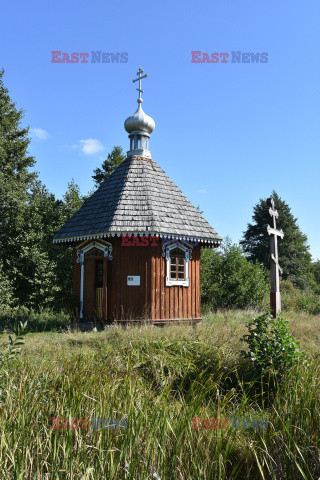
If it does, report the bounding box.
[127,276,140,286]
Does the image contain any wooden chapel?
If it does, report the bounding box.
[53,68,222,323]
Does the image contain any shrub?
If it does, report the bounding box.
[298,294,320,315]
[241,312,300,376]
[201,237,269,311]
[0,306,70,332]
[281,279,320,314]
[0,321,28,363]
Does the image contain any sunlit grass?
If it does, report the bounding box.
[0,310,319,479]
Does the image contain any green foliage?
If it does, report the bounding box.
[50,180,84,310]
[0,72,86,312]
[241,191,312,289]
[0,306,70,332]
[298,294,320,315]
[280,279,320,314]
[0,322,319,478]
[0,261,13,308]
[92,145,125,187]
[4,179,83,309]
[201,237,268,310]
[0,320,28,363]
[241,312,300,376]
[311,260,320,294]
[61,179,84,221]
[0,69,36,294]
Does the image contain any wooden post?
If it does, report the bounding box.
[263,197,284,318]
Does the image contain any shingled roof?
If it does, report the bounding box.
[53,156,222,245]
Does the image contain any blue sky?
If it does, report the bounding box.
[1,0,319,258]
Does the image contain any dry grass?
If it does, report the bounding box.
[0,309,319,479]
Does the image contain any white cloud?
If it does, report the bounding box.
[31,128,49,139]
[78,139,104,155]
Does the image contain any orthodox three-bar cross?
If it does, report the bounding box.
[133,67,148,103]
[263,197,284,318]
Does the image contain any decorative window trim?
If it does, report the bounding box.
[76,241,113,264]
[165,242,190,287]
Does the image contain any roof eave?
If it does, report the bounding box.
[53,231,222,246]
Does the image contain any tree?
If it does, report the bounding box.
[92,146,125,187]
[311,261,320,294]
[9,181,61,307]
[61,179,84,221]
[0,70,84,311]
[51,180,84,309]
[0,69,37,297]
[11,179,84,309]
[0,260,13,308]
[240,191,312,289]
[201,237,268,310]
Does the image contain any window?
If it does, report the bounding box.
[85,248,103,258]
[169,248,186,281]
[95,260,103,288]
[166,243,190,287]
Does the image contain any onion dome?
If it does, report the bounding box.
[124,67,155,158]
[124,103,155,134]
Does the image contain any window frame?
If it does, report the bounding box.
[165,242,190,287]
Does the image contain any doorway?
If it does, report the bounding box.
[95,259,103,318]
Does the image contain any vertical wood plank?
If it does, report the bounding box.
[160,253,165,319]
[195,246,200,318]
[73,247,80,299]
[145,246,150,318]
[191,255,196,319]
[155,249,160,318]
[103,257,107,321]
[151,251,155,319]
[110,239,116,320]
[178,286,182,318]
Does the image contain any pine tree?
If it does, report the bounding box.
[92,146,125,187]
[0,70,84,309]
[240,191,312,289]
[51,180,84,309]
[10,179,83,309]
[0,69,37,298]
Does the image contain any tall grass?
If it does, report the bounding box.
[0,314,319,479]
[0,306,70,333]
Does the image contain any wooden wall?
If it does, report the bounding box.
[150,244,201,320]
[72,238,201,321]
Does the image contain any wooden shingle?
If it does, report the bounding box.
[53,156,222,242]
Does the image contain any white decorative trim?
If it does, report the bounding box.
[165,242,190,287]
[53,231,222,247]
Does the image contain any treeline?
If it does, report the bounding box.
[1,69,320,319]
[0,70,84,311]
[201,193,320,314]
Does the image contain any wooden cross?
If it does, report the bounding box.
[133,67,148,103]
[263,197,284,317]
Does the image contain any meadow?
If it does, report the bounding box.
[0,310,319,480]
